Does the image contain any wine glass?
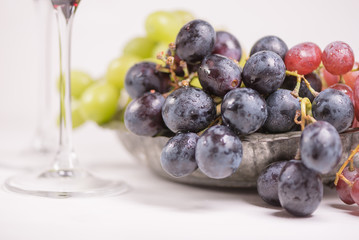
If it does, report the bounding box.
[31,0,57,155]
[4,0,128,198]
[0,0,57,171]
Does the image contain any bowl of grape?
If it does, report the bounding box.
[73,11,359,217]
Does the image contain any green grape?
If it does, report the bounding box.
[56,99,86,129]
[71,70,94,99]
[106,55,140,90]
[238,48,247,68]
[80,82,119,124]
[152,41,169,58]
[118,88,131,110]
[57,70,94,99]
[142,57,163,65]
[190,76,202,89]
[145,11,182,43]
[172,10,195,25]
[71,99,86,128]
[123,36,157,59]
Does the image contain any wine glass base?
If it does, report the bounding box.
[4,168,129,198]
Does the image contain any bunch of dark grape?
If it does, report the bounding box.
[123,18,359,217]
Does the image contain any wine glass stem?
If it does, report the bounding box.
[53,5,78,171]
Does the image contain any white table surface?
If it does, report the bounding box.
[0,0,359,239]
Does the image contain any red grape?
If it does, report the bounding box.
[322,68,339,88]
[352,118,359,128]
[343,62,359,91]
[322,41,354,75]
[284,42,322,75]
[329,83,354,104]
[354,79,359,120]
[350,178,359,205]
[336,167,359,205]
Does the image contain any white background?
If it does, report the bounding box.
[0,0,359,239]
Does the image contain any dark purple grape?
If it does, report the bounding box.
[280,72,322,102]
[263,89,300,133]
[242,50,286,95]
[212,31,242,61]
[160,133,199,178]
[300,121,342,174]
[195,125,242,179]
[124,92,166,136]
[162,87,216,133]
[125,61,171,99]
[312,88,354,133]
[197,54,242,97]
[250,35,288,60]
[175,19,216,64]
[278,160,323,217]
[221,88,267,135]
[257,161,287,206]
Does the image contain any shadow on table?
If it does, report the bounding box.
[330,203,359,216]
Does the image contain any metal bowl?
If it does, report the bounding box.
[115,124,359,188]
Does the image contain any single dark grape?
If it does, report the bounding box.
[124,92,166,136]
[175,19,216,64]
[160,132,199,178]
[125,61,171,99]
[195,125,242,179]
[278,160,323,217]
[312,88,354,133]
[257,161,287,206]
[162,87,216,133]
[198,54,242,97]
[284,42,322,75]
[242,50,286,95]
[263,89,300,133]
[280,72,322,102]
[250,35,288,60]
[212,31,242,61]
[336,167,359,205]
[300,121,342,174]
[221,88,267,135]
[322,41,355,75]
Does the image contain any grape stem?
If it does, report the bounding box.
[339,75,346,84]
[315,66,328,90]
[338,174,353,187]
[180,60,189,78]
[197,115,222,136]
[334,144,359,186]
[297,97,315,131]
[178,72,197,87]
[168,42,176,57]
[286,70,319,98]
[156,43,199,98]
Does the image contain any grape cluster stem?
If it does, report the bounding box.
[294,97,316,131]
[286,70,319,99]
[334,144,359,186]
